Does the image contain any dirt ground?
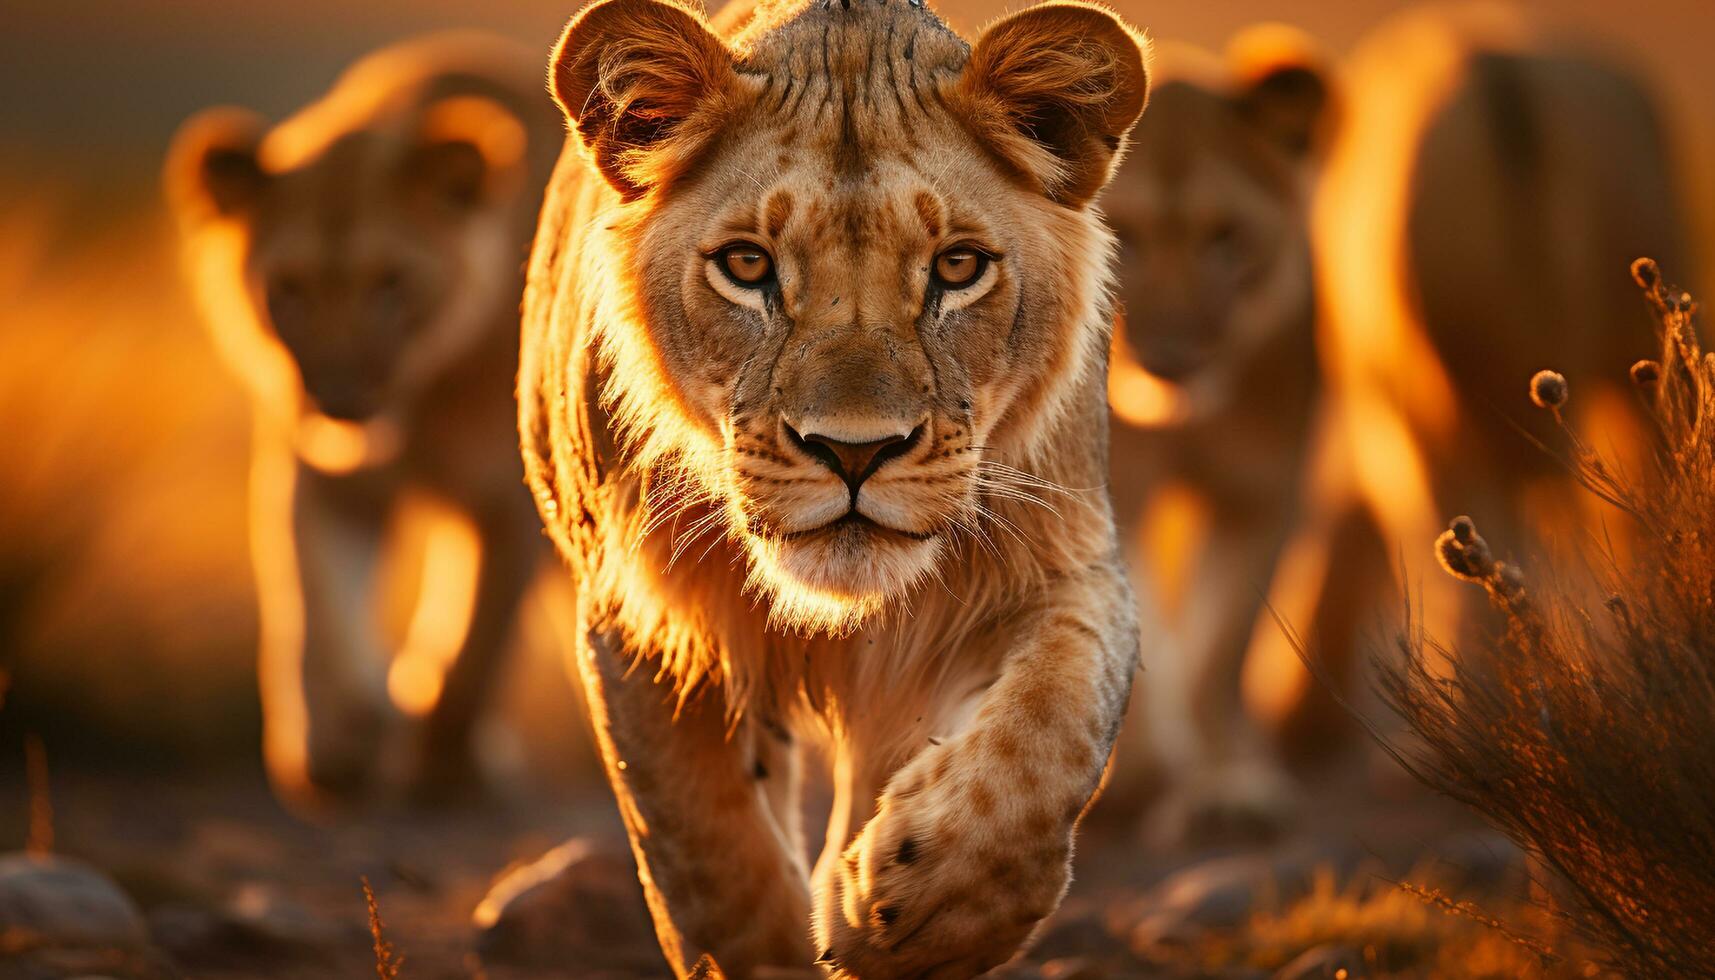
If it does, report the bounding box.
[0,756,1557,980]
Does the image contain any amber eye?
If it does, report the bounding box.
[933,247,987,289]
[719,244,774,287]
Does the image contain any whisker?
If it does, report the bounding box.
[665,508,729,570]
[976,504,1030,550]
[978,482,1062,515]
[976,460,1093,497]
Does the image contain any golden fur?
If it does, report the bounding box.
[517,0,1149,974]
[166,34,563,805]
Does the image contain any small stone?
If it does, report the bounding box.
[1128,855,1281,948]
[224,881,352,951]
[1032,899,1115,960]
[1039,956,1110,980]
[473,838,658,970]
[1128,846,1358,954]
[0,853,147,949]
[1274,944,1364,979]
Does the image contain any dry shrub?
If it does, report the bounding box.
[1380,259,1715,977]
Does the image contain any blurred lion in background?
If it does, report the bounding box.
[1105,4,1690,845]
[1104,27,1331,844]
[165,34,563,807]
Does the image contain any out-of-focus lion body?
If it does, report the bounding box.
[1101,30,1329,842]
[1320,4,1691,547]
[1101,5,1692,843]
[516,0,1150,974]
[166,34,563,805]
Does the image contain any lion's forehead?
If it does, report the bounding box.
[771,180,944,251]
[729,0,974,177]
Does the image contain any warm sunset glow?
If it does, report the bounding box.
[183,223,299,413]
[1240,524,1326,725]
[1308,6,1516,648]
[1135,481,1209,624]
[387,512,483,717]
[6,5,1713,972]
[250,427,311,796]
[1108,327,1192,428]
[1313,8,1506,461]
[423,95,528,178]
[296,413,404,475]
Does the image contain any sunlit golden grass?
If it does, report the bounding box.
[1382,259,1715,978]
[1137,862,1588,979]
[1234,868,1556,977]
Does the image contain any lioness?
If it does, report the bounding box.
[1102,31,1329,841]
[517,0,1148,974]
[166,35,562,804]
[1316,5,1691,660]
[1106,6,1691,844]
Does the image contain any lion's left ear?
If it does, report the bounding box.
[958,2,1150,209]
[550,0,740,200]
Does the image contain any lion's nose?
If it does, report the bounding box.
[784,422,923,494]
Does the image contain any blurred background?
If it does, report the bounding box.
[0,1,1709,976]
[5,0,1710,779]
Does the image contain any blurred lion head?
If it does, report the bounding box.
[166,35,552,465]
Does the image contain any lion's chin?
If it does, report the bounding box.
[741,519,943,635]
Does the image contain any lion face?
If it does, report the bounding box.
[1105,57,1326,387]
[551,0,1150,630]
[647,137,1040,612]
[169,92,529,434]
[242,175,477,422]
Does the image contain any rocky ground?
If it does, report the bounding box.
[0,764,1566,980]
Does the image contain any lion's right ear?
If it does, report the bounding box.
[1227,25,1332,160]
[165,107,270,223]
[550,0,740,200]
[958,2,1151,209]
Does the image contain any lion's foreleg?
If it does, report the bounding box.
[815,568,1137,978]
[251,441,393,803]
[414,503,541,794]
[575,623,814,978]
[1159,494,1301,841]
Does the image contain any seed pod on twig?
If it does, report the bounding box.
[1631,256,1660,291]
[1436,516,1493,583]
[1530,370,1569,410]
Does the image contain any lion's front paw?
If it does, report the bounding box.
[815,753,1074,979]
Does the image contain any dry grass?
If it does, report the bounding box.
[363,876,405,979]
[1168,864,1569,978]
[1380,259,1715,978]
[24,733,53,857]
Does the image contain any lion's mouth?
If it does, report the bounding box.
[777,511,938,542]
